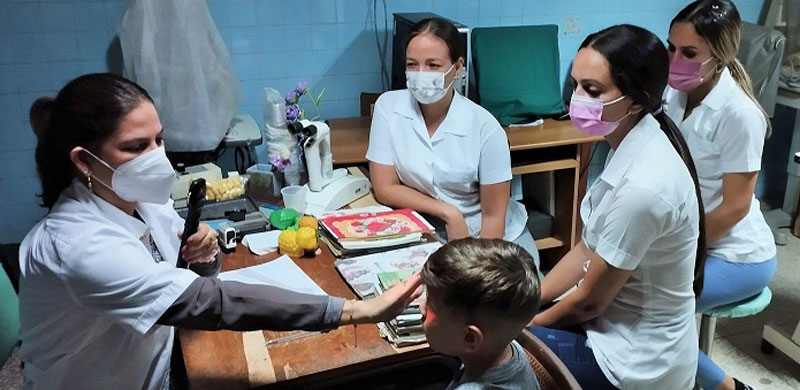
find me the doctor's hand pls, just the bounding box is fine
[178,223,219,263]
[442,205,469,241]
[341,273,424,324]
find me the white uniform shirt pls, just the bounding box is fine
[581,115,699,390]
[18,181,198,390]
[666,68,776,263]
[366,89,527,241]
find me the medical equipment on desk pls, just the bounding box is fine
[177,179,206,268]
[216,211,271,250]
[171,162,222,208]
[292,119,371,216]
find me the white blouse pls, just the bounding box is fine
[581,115,699,390]
[367,89,527,242]
[18,181,197,390]
[665,68,776,263]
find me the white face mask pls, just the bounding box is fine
[406,63,457,104]
[84,146,176,204]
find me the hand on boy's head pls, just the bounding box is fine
[365,273,423,322]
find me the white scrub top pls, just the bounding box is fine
[581,115,699,390]
[666,68,775,263]
[18,180,198,390]
[366,89,527,242]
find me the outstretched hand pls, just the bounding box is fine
[342,272,424,325]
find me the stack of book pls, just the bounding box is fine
[333,242,442,347]
[319,207,434,258]
[375,270,426,346]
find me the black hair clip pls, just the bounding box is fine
[705,4,724,23]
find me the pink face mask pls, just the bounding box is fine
[569,94,630,137]
[668,57,715,91]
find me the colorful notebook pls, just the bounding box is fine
[319,209,433,242]
[334,242,442,299]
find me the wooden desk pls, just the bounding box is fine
[180,245,444,390]
[327,116,603,265]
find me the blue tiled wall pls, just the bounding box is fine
[0,0,767,243]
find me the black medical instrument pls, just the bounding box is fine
[176,178,206,269]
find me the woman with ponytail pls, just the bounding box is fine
[18,74,421,389]
[666,2,776,389]
[528,24,705,390]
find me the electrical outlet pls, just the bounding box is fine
[564,17,581,37]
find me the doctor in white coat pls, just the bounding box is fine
[18,73,423,390]
[367,17,539,267]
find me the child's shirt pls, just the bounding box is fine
[445,340,539,390]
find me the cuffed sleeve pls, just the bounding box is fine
[594,187,673,270]
[366,95,395,166]
[717,107,766,174]
[478,124,513,185]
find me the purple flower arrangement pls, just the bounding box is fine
[270,81,325,174]
[283,80,324,123]
[285,81,309,123]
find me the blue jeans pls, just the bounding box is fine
[530,326,618,390]
[696,255,777,390]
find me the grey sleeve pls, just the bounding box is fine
[186,252,222,277]
[157,277,345,332]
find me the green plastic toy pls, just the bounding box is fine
[269,208,300,230]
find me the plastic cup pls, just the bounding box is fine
[281,185,307,214]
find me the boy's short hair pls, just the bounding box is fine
[421,238,540,323]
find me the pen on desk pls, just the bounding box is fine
[264,331,319,346]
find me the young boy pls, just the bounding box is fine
[421,238,541,390]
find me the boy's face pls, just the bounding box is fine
[421,290,470,356]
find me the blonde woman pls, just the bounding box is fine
[665,1,776,389]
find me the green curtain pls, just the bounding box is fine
[472,25,564,126]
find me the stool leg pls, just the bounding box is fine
[700,314,717,356]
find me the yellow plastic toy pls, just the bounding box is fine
[296,226,318,251]
[278,230,304,257]
[298,215,318,230]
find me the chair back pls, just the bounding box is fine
[516,329,582,390]
[0,267,19,364]
[471,25,563,125]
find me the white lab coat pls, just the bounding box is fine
[366,89,528,243]
[581,115,699,390]
[17,180,198,390]
[665,68,776,263]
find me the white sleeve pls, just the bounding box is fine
[716,107,766,173]
[593,187,673,270]
[366,96,395,166]
[478,124,513,185]
[58,230,198,335]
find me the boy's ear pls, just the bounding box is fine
[462,325,484,354]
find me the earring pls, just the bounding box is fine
[86,174,92,191]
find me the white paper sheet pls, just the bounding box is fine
[242,230,282,255]
[218,255,326,296]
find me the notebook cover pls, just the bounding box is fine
[319,209,432,241]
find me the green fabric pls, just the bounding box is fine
[705,287,772,318]
[0,269,19,362]
[471,25,563,126]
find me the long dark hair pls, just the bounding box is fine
[32,73,153,208]
[672,0,770,132]
[581,25,707,296]
[405,17,465,63]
